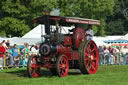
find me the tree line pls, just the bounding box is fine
[0,0,127,37]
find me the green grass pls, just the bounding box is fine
[0,65,128,85]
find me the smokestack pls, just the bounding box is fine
[43,11,50,35]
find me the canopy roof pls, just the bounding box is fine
[34,15,101,26]
[104,34,128,44]
[104,39,128,43]
[119,33,128,40]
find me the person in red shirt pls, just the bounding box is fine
[0,42,6,70]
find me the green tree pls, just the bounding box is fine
[0,0,58,37]
[58,0,115,36]
[105,19,124,35]
[106,0,128,35]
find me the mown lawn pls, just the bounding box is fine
[0,65,128,85]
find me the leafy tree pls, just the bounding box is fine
[106,0,128,35]
[58,0,115,36]
[0,0,58,37]
[105,19,124,35]
[0,0,118,37]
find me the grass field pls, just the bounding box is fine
[0,65,128,85]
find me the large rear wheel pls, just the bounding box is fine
[27,55,40,77]
[56,55,69,77]
[79,40,99,74]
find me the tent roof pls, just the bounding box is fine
[104,39,128,43]
[22,25,43,38]
[93,37,109,46]
[22,24,73,38]
[9,37,41,46]
[119,33,128,40]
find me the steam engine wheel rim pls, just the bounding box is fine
[27,55,40,77]
[73,27,85,49]
[56,55,69,77]
[79,40,99,74]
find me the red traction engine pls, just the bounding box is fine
[27,12,101,77]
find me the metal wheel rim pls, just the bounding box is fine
[28,56,40,77]
[57,55,69,77]
[84,41,99,74]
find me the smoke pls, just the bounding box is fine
[50,9,60,16]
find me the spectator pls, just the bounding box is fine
[85,24,93,40]
[117,47,122,65]
[113,47,120,64]
[2,40,7,48]
[6,40,10,48]
[121,46,128,65]
[12,44,19,66]
[30,44,37,55]
[103,46,109,65]
[98,46,104,65]
[9,46,14,66]
[0,42,6,70]
[21,43,29,67]
[108,46,114,64]
[36,44,40,54]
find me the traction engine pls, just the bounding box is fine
[27,12,101,77]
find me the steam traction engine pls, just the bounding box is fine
[27,12,101,77]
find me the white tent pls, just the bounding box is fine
[93,37,110,47]
[0,37,3,43]
[119,33,128,40]
[6,37,41,46]
[22,24,73,38]
[22,25,44,38]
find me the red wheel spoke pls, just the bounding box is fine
[91,61,96,71]
[85,52,89,57]
[61,70,65,75]
[59,64,63,69]
[31,64,36,69]
[32,70,35,75]
[91,65,95,71]
[86,61,90,68]
[88,45,91,53]
[63,60,66,64]
[85,57,89,61]
[91,47,95,52]
[60,60,63,65]
[88,65,91,71]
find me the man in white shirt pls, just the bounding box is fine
[85,25,93,40]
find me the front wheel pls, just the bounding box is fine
[27,55,40,77]
[56,55,69,77]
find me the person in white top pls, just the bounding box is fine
[120,46,128,65]
[30,44,37,55]
[2,40,7,48]
[103,46,109,64]
[113,47,120,64]
[85,24,93,40]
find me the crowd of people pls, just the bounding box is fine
[99,45,128,65]
[0,40,40,70]
[85,24,128,65]
[0,39,128,71]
